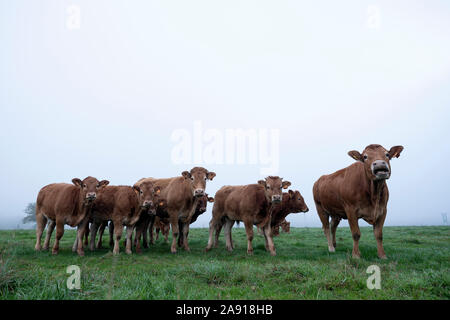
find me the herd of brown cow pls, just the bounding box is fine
[34,144,403,259]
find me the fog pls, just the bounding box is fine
[1,1,450,229]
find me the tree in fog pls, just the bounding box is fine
[22,202,36,224]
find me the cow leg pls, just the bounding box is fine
[76,218,90,256]
[155,226,160,241]
[316,202,334,253]
[96,221,107,249]
[148,215,155,245]
[244,221,254,255]
[84,223,90,246]
[89,220,99,251]
[214,220,224,248]
[51,220,65,255]
[181,221,191,252]
[164,225,169,243]
[43,220,55,250]
[113,221,124,255]
[34,210,47,251]
[206,218,219,251]
[373,212,387,259]
[262,224,276,256]
[224,219,234,252]
[347,212,361,259]
[142,218,150,248]
[108,221,114,248]
[330,216,341,249]
[178,221,184,248]
[169,212,179,254]
[135,224,143,253]
[125,226,134,254]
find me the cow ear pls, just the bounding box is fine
[207,197,214,203]
[387,146,404,159]
[282,181,291,189]
[288,190,294,198]
[348,150,363,162]
[182,171,191,179]
[98,180,109,188]
[207,171,216,181]
[133,185,141,194]
[72,178,82,187]
[154,186,161,195]
[258,180,266,187]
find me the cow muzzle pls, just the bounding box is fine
[142,200,153,209]
[86,193,96,202]
[271,195,282,203]
[194,189,205,197]
[372,160,390,180]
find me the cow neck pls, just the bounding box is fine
[76,191,91,216]
[367,178,387,222]
[257,201,275,228]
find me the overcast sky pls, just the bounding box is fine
[1,0,450,229]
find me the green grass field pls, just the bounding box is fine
[0,226,448,300]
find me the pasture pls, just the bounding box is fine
[0,226,448,300]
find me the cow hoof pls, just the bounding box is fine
[352,254,361,259]
[328,247,336,253]
[77,250,85,257]
[270,251,277,256]
[379,255,387,260]
[113,250,119,255]
[247,250,254,255]
[52,250,59,255]
[125,250,132,255]
[184,247,191,252]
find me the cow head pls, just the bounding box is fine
[196,193,214,214]
[182,167,216,198]
[286,190,309,213]
[258,176,291,204]
[348,144,404,181]
[72,176,109,204]
[133,181,161,214]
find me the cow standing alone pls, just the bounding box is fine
[313,144,404,259]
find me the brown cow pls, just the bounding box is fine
[82,180,161,254]
[136,167,216,253]
[35,176,109,256]
[153,216,170,243]
[177,193,214,247]
[206,176,291,256]
[133,197,166,253]
[313,144,404,259]
[280,219,290,233]
[270,190,308,237]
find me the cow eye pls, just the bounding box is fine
[386,153,390,158]
[363,155,368,161]
[83,184,87,188]
[204,177,207,181]
[190,177,194,181]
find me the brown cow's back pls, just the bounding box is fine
[214,184,268,226]
[37,183,81,226]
